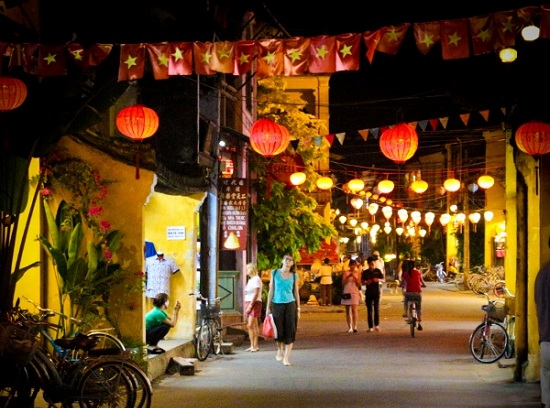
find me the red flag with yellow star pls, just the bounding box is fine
[377,23,410,54]
[118,43,145,82]
[493,10,519,48]
[66,43,90,69]
[441,19,470,60]
[336,33,360,71]
[38,45,67,77]
[211,41,234,73]
[308,35,336,73]
[413,22,441,55]
[283,37,309,76]
[146,43,170,80]
[89,44,113,66]
[469,15,496,55]
[256,39,283,78]
[193,42,216,75]
[233,40,255,75]
[168,42,192,75]
[363,30,381,64]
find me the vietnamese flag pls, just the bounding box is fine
[283,37,309,76]
[256,39,283,78]
[308,35,336,73]
[233,40,255,75]
[89,44,113,66]
[413,21,441,55]
[38,45,67,77]
[493,10,519,48]
[146,43,170,80]
[336,33,360,71]
[211,41,234,73]
[168,42,192,75]
[193,42,216,75]
[363,30,381,64]
[377,23,410,55]
[118,43,145,82]
[469,14,496,56]
[66,43,90,69]
[441,19,470,60]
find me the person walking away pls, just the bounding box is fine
[401,259,425,331]
[372,250,386,299]
[266,254,301,366]
[145,251,180,299]
[318,258,334,306]
[362,256,384,332]
[244,263,262,352]
[535,236,550,408]
[341,259,361,333]
[145,292,180,354]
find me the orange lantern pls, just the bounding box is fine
[316,176,333,190]
[379,123,418,165]
[377,179,394,194]
[348,177,365,193]
[0,76,27,112]
[477,174,494,189]
[116,104,159,179]
[411,179,428,194]
[514,121,550,194]
[250,119,290,158]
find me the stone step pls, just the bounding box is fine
[166,357,197,376]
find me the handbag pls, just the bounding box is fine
[341,293,351,300]
[261,313,277,339]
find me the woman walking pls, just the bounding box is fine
[244,263,262,352]
[341,259,361,333]
[266,254,301,366]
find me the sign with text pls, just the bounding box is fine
[267,153,304,188]
[167,226,186,240]
[220,178,248,251]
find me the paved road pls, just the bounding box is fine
[151,283,541,408]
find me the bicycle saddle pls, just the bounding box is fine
[54,333,100,351]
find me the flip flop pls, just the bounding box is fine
[147,348,166,354]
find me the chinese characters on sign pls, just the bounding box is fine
[220,178,248,251]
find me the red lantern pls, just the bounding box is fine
[515,121,550,194]
[0,77,27,112]
[116,104,159,179]
[379,123,418,165]
[250,119,290,158]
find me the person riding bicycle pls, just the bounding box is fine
[401,259,425,331]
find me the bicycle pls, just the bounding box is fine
[190,292,224,361]
[468,285,515,364]
[405,298,420,337]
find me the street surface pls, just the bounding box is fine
[152,282,541,408]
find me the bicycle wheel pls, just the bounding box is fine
[195,323,212,361]
[118,361,152,408]
[0,359,35,408]
[409,316,416,338]
[77,360,134,407]
[469,322,508,363]
[504,316,516,359]
[211,317,223,356]
[85,333,126,358]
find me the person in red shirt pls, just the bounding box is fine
[401,259,425,331]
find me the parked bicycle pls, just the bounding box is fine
[469,283,515,364]
[190,292,223,361]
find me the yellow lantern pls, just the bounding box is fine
[377,179,394,194]
[316,176,333,190]
[411,179,428,194]
[477,175,494,189]
[290,172,306,186]
[382,206,393,220]
[440,213,451,227]
[348,177,365,193]
[469,212,481,232]
[484,211,494,222]
[350,197,364,210]
[443,177,461,192]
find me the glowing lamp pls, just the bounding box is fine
[522,24,540,41]
[350,197,364,210]
[411,211,421,225]
[397,209,408,224]
[223,232,240,249]
[425,211,435,233]
[499,47,517,63]
[316,176,333,190]
[443,177,461,192]
[469,212,481,232]
[250,118,290,158]
[379,123,418,164]
[367,203,379,223]
[477,175,494,189]
[411,179,428,194]
[290,172,306,186]
[348,177,365,193]
[384,225,392,234]
[484,211,494,222]
[116,104,159,179]
[360,221,369,230]
[396,227,404,236]
[456,213,466,225]
[468,183,479,193]
[440,213,451,227]
[0,76,27,111]
[349,218,358,227]
[419,229,427,238]
[338,215,347,225]
[382,206,393,220]
[377,179,394,194]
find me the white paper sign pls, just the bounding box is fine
[167,226,186,240]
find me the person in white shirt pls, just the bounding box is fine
[317,258,334,306]
[372,250,386,298]
[244,263,262,352]
[145,251,180,299]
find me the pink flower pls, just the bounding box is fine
[93,172,102,185]
[98,185,108,199]
[99,221,111,233]
[41,188,51,197]
[88,206,103,216]
[104,251,112,259]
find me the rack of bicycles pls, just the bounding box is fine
[0,298,152,407]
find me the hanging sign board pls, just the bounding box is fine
[220,178,248,251]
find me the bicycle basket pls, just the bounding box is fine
[487,303,508,322]
[0,324,39,365]
[201,299,220,318]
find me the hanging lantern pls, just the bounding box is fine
[397,208,408,225]
[515,121,550,194]
[360,221,369,230]
[367,203,379,223]
[290,172,306,186]
[382,206,393,220]
[350,197,364,210]
[411,211,421,225]
[384,225,392,234]
[419,229,427,238]
[443,177,461,192]
[349,218,358,227]
[379,123,418,164]
[468,183,479,193]
[411,179,428,194]
[250,119,290,158]
[377,178,394,194]
[396,227,404,236]
[116,104,159,179]
[316,176,333,190]
[484,211,494,222]
[469,212,481,232]
[0,76,27,112]
[477,175,494,190]
[425,211,435,233]
[440,213,451,227]
[338,215,347,225]
[348,177,365,193]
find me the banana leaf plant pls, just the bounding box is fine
[38,199,124,337]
